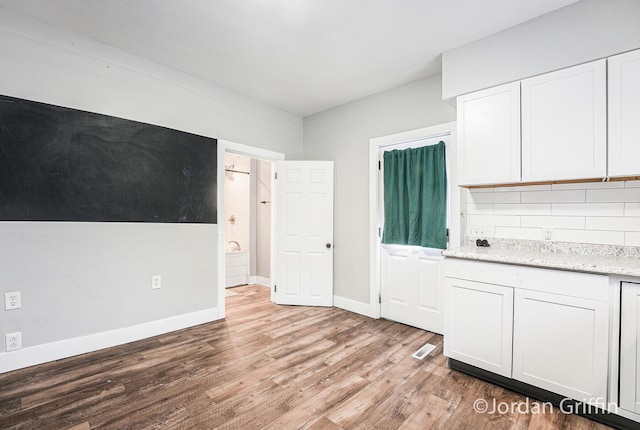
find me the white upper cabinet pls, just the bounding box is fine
[608,49,640,178]
[521,60,607,182]
[457,82,521,186]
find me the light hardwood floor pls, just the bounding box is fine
[0,285,611,429]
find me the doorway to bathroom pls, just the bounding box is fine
[224,152,273,289]
[217,139,335,319]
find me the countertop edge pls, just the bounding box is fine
[442,250,640,278]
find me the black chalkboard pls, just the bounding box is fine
[0,95,217,223]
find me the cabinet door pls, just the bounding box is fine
[620,282,640,414]
[457,82,521,186]
[609,49,640,178]
[521,60,606,182]
[512,289,609,402]
[444,277,513,377]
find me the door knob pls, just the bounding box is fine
[326,243,332,249]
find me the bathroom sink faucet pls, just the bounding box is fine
[228,241,241,251]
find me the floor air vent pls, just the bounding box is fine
[412,343,436,360]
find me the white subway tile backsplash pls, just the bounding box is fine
[625,232,640,246]
[626,203,640,217]
[495,227,542,240]
[552,203,624,217]
[521,216,585,230]
[493,204,551,216]
[493,185,552,192]
[586,188,640,203]
[553,229,625,245]
[521,190,585,204]
[468,214,520,227]
[585,217,640,232]
[465,181,640,247]
[466,187,494,193]
[467,203,493,215]
[469,191,520,204]
[552,181,624,190]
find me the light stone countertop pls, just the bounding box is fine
[442,238,640,278]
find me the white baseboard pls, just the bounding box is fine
[333,295,378,319]
[249,276,271,287]
[0,307,220,374]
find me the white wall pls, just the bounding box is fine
[0,7,302,371]
[303,75,456,304]
[248,158,272,282]
[0,223,217,344]
[442,0,640,98]
[255,160,272,280]
[466,181,640,246]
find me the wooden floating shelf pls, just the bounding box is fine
[462,176,640,189]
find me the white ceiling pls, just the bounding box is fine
[0,0,578,117]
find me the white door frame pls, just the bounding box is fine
[368,122,460,319]
[217,139,284,319]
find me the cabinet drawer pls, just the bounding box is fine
[444,258,608,301]
[225,275,248,287]
[226,265,247,277]
[226,254,247,268]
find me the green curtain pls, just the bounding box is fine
[382,141,447,249]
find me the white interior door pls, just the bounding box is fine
[381,246,444,333]
[379,135,449,334]
[275,160,334,306]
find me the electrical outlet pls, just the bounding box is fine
[4,292,21,310]
[543,228,553,241]
[468,225,488,237]
[151,275,162,290]
[5,332,22,352]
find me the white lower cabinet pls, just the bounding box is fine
[444,258,610,404]
[620,282,640,414]
[225,252,248,287]
[512,289,609,402]
[444,278,513,377]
